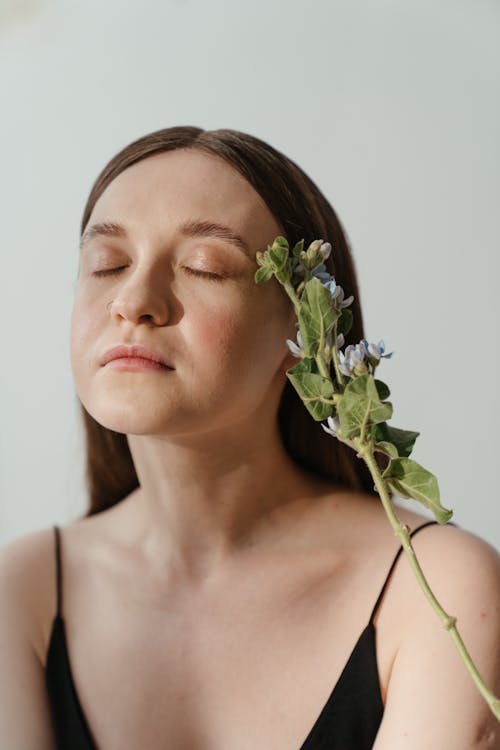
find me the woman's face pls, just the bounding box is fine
[71,148,298,437]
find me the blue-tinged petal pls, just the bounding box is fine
[367,342,381,360]
[312,264,332,282]
[376,339,394,358]
[322,279,337,294]
[353,344,366,365]
[294,263,306,276]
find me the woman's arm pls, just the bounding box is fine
[373,526,500,749]
[0,533,56,749]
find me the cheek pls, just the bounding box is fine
[186,303,246,367]
[69,297,102,378]
[186,295,289,381]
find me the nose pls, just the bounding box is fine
[107,276,172,326]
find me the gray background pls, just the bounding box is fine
[1,0,498,549]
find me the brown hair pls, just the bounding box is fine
[75,125,387,518]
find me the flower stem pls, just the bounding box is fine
[316,355,330,380]
[278,261,500,722]
[330,321,345,389]
[283,281,301,316]
[357,441,500,722]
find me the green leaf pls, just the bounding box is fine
[374,379,391,400]
[286,357,335,421]
[373,441,399,459]
[254,266,274,284]
[382,457,453,524]
[337,374,393,439]
[273,236,289,249]
[372,422,419,458]
[298,278,339,358]
[337,308,353,337]
[268,243,289,269]
[291,239,304,258]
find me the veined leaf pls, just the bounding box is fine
[373,441,399,459]
[382,457,453,524]
[298,278,338,358]
[287,358,335,421]
[372,422,419,458]
[254,266,274,284]
[268,243,289,269]
[337,374,393,439]
[337,308,353,337]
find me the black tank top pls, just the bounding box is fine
[45,519,446,749]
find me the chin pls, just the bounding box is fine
[86,401,203,438]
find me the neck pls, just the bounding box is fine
[121,417,322,589]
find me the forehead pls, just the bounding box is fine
[88,148,281,249]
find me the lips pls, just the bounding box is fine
[101,344,174,369]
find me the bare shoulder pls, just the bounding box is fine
[0,526,57,603]
[373,521,500,748]
[0,526,59,664]
[0,527,64,747]
[398,520,500,613]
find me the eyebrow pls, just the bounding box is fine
[79,219,251,258]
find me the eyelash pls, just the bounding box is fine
[91,266,226,282]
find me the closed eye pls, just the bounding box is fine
[92,267,227,281]
[183,267,227,281]
[92,267,127,278]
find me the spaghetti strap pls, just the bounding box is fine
[52,525,63,618]
[368,519,456,624]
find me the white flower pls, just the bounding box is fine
[325,331,345,350]
[331,284,354,308]
[286,329,304,357]
[321,415,341,437]
[337,338,394,377]
[360,339,394,362]
[338,343,368,377]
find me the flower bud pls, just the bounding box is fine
[320,242,332,260]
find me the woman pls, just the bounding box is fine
[1,126,499,749]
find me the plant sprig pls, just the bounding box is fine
[255,235,500,723]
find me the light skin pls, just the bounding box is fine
[1,146,499,749]
[71,147,329,591]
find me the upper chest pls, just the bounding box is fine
[41,526,407,750]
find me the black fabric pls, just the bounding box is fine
[46,616,96,749]
[45,519,448,749]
